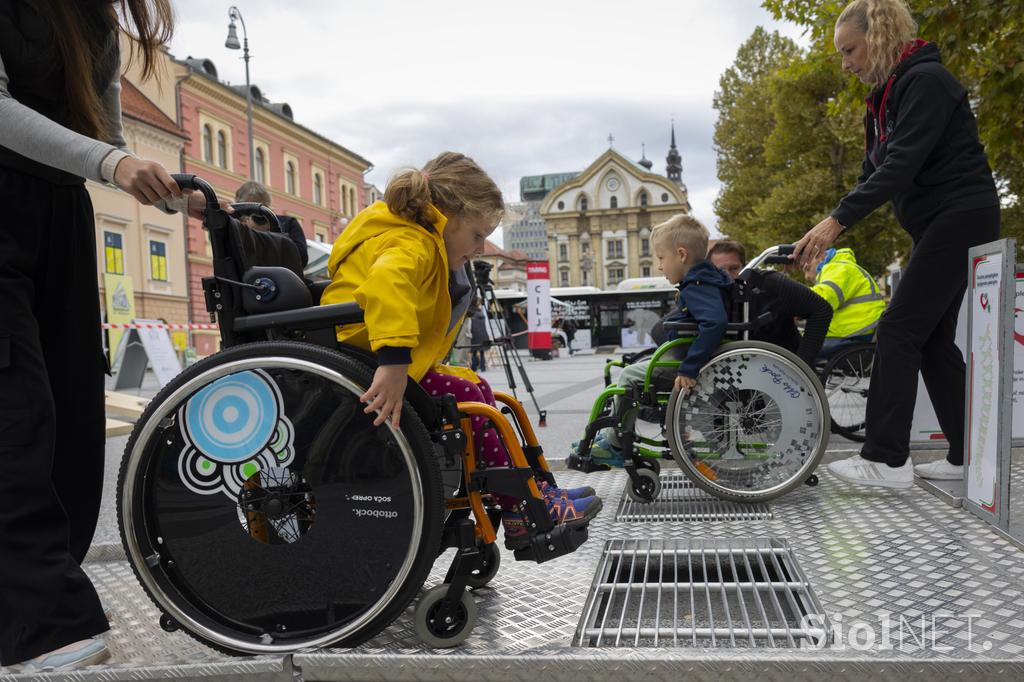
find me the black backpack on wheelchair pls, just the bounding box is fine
[116,175,589,653]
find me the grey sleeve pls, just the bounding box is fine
[101,70,130,151]
[0,47,119,183]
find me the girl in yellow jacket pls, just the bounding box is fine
[321,152,601,544]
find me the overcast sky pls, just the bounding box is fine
[169,0,807,241]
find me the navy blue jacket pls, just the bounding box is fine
[663,260,731,378]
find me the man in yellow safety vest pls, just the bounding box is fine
[804,248,885,358]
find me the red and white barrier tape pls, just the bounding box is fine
[101,323,219,330]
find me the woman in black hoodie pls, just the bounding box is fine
[793,0,1000,489]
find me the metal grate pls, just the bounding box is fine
[574,538,829,648]
[615,472,773,522]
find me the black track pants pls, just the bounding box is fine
[861,206,1000,467]
[0,167,109,664]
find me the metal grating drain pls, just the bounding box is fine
[574,538,829,648]
[615,472,773,522]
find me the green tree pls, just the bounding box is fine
[762,0,1024,240]
[713,27,908,275]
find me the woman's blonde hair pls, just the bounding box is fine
[384,152,504,231]
[836,0,918,87]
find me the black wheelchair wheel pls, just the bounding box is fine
[117,341,444,655]
[666,341,830,503]
[820,342,874,443]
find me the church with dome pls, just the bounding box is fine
[504,123,691,290]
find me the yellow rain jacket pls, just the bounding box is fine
[320,201,479,383]
[811,248,885,339]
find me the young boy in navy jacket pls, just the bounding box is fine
[579,214,731,465]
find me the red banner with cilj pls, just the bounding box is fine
[527,261,551,349]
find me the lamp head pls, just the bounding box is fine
[225,21,241,50]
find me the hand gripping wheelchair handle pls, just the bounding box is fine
[170,173,216,204]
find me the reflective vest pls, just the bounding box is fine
[811,248,885,339]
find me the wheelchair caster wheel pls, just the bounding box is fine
[466,543,501,589]
[159,614,179,633]
[805,474,819,487]
[414,585,477,648]
[626,467,661,503]
[635,457,661,476]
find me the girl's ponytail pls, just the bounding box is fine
[385,152,504,231]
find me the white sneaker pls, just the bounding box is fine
[914,459,963,481]
[827,456,913,489]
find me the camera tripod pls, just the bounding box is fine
[464,260,547,426]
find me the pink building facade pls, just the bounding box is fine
[175,58,372,355]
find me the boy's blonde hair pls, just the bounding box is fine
[651,214,710,261]
[836,0,918,87]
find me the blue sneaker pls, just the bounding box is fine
[502,494,604,549]
[538,479,596,500]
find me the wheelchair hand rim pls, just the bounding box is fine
[120,355,426,654]
[667,343,829,500]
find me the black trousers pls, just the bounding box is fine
[0,167,109,664]
[861,205,1001,467]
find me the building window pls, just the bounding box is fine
[641,238,650,256]
[216,130,227,169]
[661,192,670,203]
[560,270,569,286]
[202,125,213,163]
[559,243,568,261]
[104,232,124,274]
[557,201,565,210]
[254,147,265,184]
[607,240,623,259]
[579,196,588,212]
[341,184,349,215]
[314,172,323,205]
[608,267,624,286]
[286,161,296,195]
[149,240,168,281]
[642,265,651,277]
[610,196,618,209]
[639,191,648,207]
[350,188,357,214]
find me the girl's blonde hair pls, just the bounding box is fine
[836,0,918,87]
[384,152,504,231]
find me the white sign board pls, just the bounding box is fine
[527,262,551,349]
[910,274,1024,443]
[135,318,183,388]
[966,253,1002,511]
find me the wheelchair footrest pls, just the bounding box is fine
[508,520,590,564]
[567,453,610,473]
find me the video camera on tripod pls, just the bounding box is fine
[466,259,547,426]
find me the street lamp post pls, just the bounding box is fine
[225,6,254,179]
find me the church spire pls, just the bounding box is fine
[666,119,682,185]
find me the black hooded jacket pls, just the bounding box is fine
[831,42,998,235]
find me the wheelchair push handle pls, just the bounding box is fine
[170,173,222,212]
[744,244,798,270]
[230,202,281,232]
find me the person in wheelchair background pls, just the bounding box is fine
[578,214,731,467]
[801,246,884,361]
[320,151,602,546]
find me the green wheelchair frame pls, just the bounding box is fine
[567,245,829,504]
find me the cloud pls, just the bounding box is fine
[167,0,808,236]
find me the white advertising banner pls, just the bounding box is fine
[965,253,1002,513]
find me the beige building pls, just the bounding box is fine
[87,67,190,331]
[541,147,690,289]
